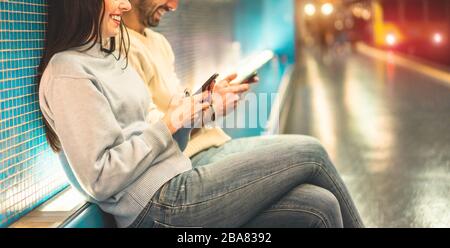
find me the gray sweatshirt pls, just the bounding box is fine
[39,43,192,228]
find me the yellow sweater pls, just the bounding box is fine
[127,28,231,158]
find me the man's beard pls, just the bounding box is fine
[143,8,159,27]
[141,4,170,27]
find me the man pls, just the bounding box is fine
[123,0,253,158]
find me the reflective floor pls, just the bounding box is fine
[283,48,450,227]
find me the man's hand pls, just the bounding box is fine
[210,73,251,118]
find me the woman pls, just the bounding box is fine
[39,0,364,228]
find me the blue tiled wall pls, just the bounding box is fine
[0,0,67,227]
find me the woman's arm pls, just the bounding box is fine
[46,76,175,201]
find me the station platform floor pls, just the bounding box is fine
[282,48,450,227]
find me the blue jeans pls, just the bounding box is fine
[128,135,364,228]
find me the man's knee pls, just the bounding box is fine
[283,135,330,164]
[291,184,343,228]
[311,186,343,228]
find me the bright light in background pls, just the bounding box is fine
[361,9,371,20]
[433,33,443,44]
[386,33,396,46]
[352,4,371,20]
[321,3,334,16]
[304,3,316,17]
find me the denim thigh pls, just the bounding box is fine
[145,135,335,227]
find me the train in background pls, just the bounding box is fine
[371,0,450,65]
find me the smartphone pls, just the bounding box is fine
[232,71,258,85]
[242,71,258,84]
[195,73,219,95]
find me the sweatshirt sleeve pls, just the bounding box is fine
[46,76,174,201]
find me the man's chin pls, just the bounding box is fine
[147,17,160,27]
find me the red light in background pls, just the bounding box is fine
[433,33,443,44]
[386,34,396,47]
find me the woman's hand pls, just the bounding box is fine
[163,92,211,134]
[211,73,252,118]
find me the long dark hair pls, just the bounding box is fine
[38,0,130,152]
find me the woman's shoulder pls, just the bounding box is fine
[40,49,98,98]
[39,52,91,111]
[46,50,93,79]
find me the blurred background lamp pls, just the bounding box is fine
[321,3,334,16]
[362,9,371,20]
[304,3,316,17]
[386,33,396,46]
[334,20,344,31]
[433,33,443,44]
